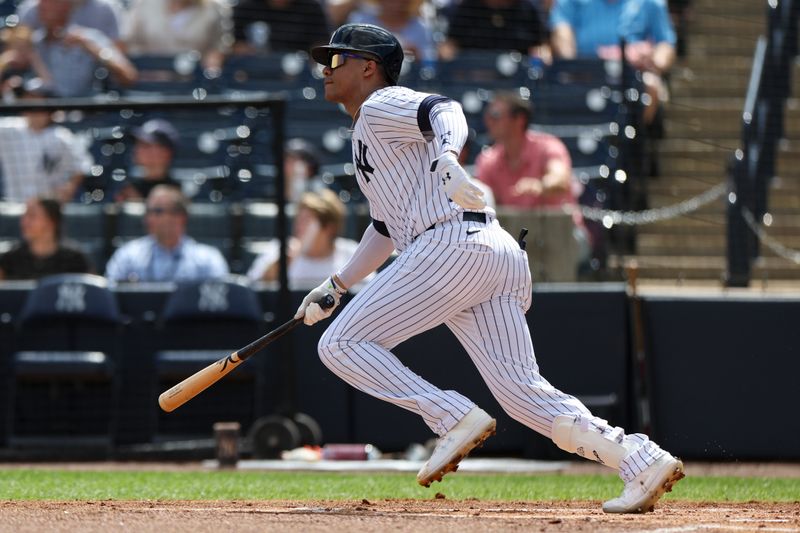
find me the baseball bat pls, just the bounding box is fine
[158,294,336,413]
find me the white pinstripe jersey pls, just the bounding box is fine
[351,85,489,252]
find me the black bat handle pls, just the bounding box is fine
[236,294,337,360]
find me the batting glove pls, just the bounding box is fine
[432,152,486,211]
[294,276,346,326]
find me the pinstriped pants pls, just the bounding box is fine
[318,216,663,481]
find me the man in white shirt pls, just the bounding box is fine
[0,78,92,202]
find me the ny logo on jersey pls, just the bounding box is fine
[355,140,375,183]
[42,151,60,174]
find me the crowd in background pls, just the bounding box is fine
[0,0,687,283]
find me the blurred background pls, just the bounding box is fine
[0,0,797,464]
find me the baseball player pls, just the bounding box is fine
[295,23,684,513]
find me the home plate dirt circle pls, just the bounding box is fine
[1,500,798,532]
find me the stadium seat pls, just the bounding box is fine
[110,201,146,251]
[285,95,352,165]
[432,50,534,88]
[149,278,268,441]
[112,54,207,96]
[185,202,235,261]
[62,202,110,273]
[5,274,125,451]
[0,201,24,249]
[220,51,313,93]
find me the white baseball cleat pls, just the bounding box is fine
[417,406,496,487]
[602,453,686,513]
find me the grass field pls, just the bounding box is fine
[1,469,798,502]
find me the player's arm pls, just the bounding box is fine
[422,97,486,210]
[294,222,394,326]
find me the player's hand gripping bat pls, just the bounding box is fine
[158,294,336,412]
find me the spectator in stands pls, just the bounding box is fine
[0,195,93,280]
[121,0,233,75]
[12,0,137,97]
[247,189,364,288]
[284,137,325,204]
[114,118,182,202]
[231,0,330,54]
[475,91,590,259]
[0,27,41,84]
[347,0,437,63]
[0,77,92,202]
[105,185,229,282]
[550,0,677,125]
[439,0,548,61]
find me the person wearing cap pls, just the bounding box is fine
[246,189,365,288]
[284,137,323,205]
[114,118,182,202]
[104,184,229,282]
[293,23,685,513]
[0,77,92,202]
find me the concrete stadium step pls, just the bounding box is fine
[608,254,726,280]
[691,0,765,15]
[669,73,748,99]
[685,34,763,58]
[610,254,800,281]
[637,235,726,256]
[681,56,755,76]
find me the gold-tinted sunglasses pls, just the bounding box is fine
[328,52,379,69]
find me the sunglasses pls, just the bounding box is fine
[328,52,377,69]
[146,206,182,216]
[485,109,510,120]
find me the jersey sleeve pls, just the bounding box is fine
[425,97,468,156]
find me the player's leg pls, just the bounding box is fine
[317,235,490,437]
[444,224,684,512]
[447,300,684,512]
[317,231,499,486]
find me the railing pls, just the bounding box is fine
[726,0,800,287]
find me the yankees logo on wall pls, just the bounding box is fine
[355,140,375,182]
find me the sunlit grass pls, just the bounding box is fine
[0,470,798,502]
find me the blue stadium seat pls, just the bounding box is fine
[62,202,110,273]
[285,95,352,165]
[6,274,124,450]
[220,51,313,93]
[185,202,235,261]
[0,201,24,243]
[113,54,207,96]
[430,50,534,89]
[151,278,267,440]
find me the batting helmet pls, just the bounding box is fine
[311,24,404,85]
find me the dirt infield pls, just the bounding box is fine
[2,500,799,533]
[2,463,799,532]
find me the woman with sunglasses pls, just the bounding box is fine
[294,23,684,514]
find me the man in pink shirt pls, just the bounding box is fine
[476,91,591,279]
[476,91,576,210]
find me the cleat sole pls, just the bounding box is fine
[418,424,496,488]
[603,458,686,514]
[638,461,686,513]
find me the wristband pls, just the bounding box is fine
[330,274,348,294]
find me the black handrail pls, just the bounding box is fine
[725,0,798,287]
